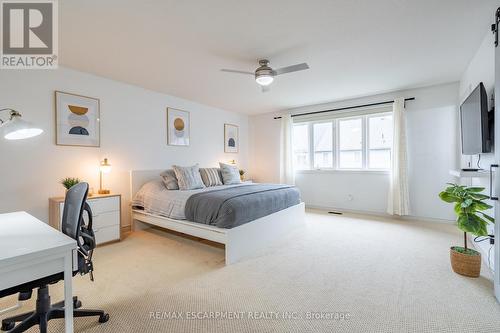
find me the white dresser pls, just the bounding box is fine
[49,193,121,245]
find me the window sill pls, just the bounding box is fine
[295,169,390,175]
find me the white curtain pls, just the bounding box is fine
[387,98,410,216]
[279,114,295,185]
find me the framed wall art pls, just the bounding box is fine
[55,91,100,147]
[167,108,190,146]
[224,123,239,153]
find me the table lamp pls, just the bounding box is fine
[98,158,111,194]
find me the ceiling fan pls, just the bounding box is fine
[221,59,309,92]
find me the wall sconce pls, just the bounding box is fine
[0,108,43,140]
[99,158,111,194]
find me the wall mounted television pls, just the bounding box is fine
[460,82,493,155]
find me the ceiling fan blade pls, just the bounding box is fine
[261,85,271,93]
[273,63,309,76]
[220,69,254,75]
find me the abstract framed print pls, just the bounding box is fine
[167,108,190,146]
[224,123,239,153]
[55,91,100,147]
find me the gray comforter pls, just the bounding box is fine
[185,184,301,229]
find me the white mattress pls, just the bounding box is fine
[131,180,251,220]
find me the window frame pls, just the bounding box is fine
[292,122,311,171]
[292,109,392,173]
[366,112,393,171]
[311,120,335,170]
[336,115,365,170]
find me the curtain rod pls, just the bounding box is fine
[273,97,415,120]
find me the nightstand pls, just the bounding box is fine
[49,193,121,245]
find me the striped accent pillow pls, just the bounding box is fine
[172,164,205,190]
[199,168,223,187]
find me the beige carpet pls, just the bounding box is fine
[1,209,500,332]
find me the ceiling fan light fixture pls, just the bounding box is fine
[221,58,309,91]
[255,74,274,86]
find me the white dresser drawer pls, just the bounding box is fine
[94,225,120,244]
[51,194,121,246]
[93,211,119,230]
[87,196,120,215]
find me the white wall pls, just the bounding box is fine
[459,29,496,269]
[250,82,459,221]
[0,67,248,227]
[459,29,495,170]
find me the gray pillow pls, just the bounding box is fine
[200,168,223,187]
[172,164,205,190]
[219,163,241,185]
[160,169,179,190]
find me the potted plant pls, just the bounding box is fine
[239,169,245,181]
[60,177,80,194]
[439,183,494,277]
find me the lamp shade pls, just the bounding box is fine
[3,114,43,140]
[100,158,112,173]
[255,74,273,86]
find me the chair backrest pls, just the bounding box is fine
[61,182,97,278]
[61,182,88,240]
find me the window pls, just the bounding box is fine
[313,122,333,168]
[292,110,393,171]
[338,118,362,169]
[368,114,393,169]
[292,123,310,170]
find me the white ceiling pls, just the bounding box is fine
[60,0,499,114]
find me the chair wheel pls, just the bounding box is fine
[1,322,15,331]
[73,300,82,309]
[98,313,109,323]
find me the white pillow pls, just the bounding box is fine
[219,163,241,185]
[172,164,205,190]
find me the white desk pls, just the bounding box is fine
[0,211,77,333]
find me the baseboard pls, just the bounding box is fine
[305,204,455,224]
[401,215,455,225]
[121,225,132,233]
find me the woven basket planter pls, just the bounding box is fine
[450,247,481,278]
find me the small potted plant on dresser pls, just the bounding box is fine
[60,177,80,194]
[439,183,494,278]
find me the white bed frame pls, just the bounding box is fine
[130,170,305,264]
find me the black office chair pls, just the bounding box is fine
[0,183,109,333]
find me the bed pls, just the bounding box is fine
[129,169,305,264]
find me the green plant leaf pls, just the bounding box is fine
[461,199,473,208]
[467,187,485,193]
[480,212,495,223]
[457,214,487,235]
[469,193,490,200]
[473,201,493,211]
[439,192,459,203]
[457,215,474,233]
[473,215,489,236]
